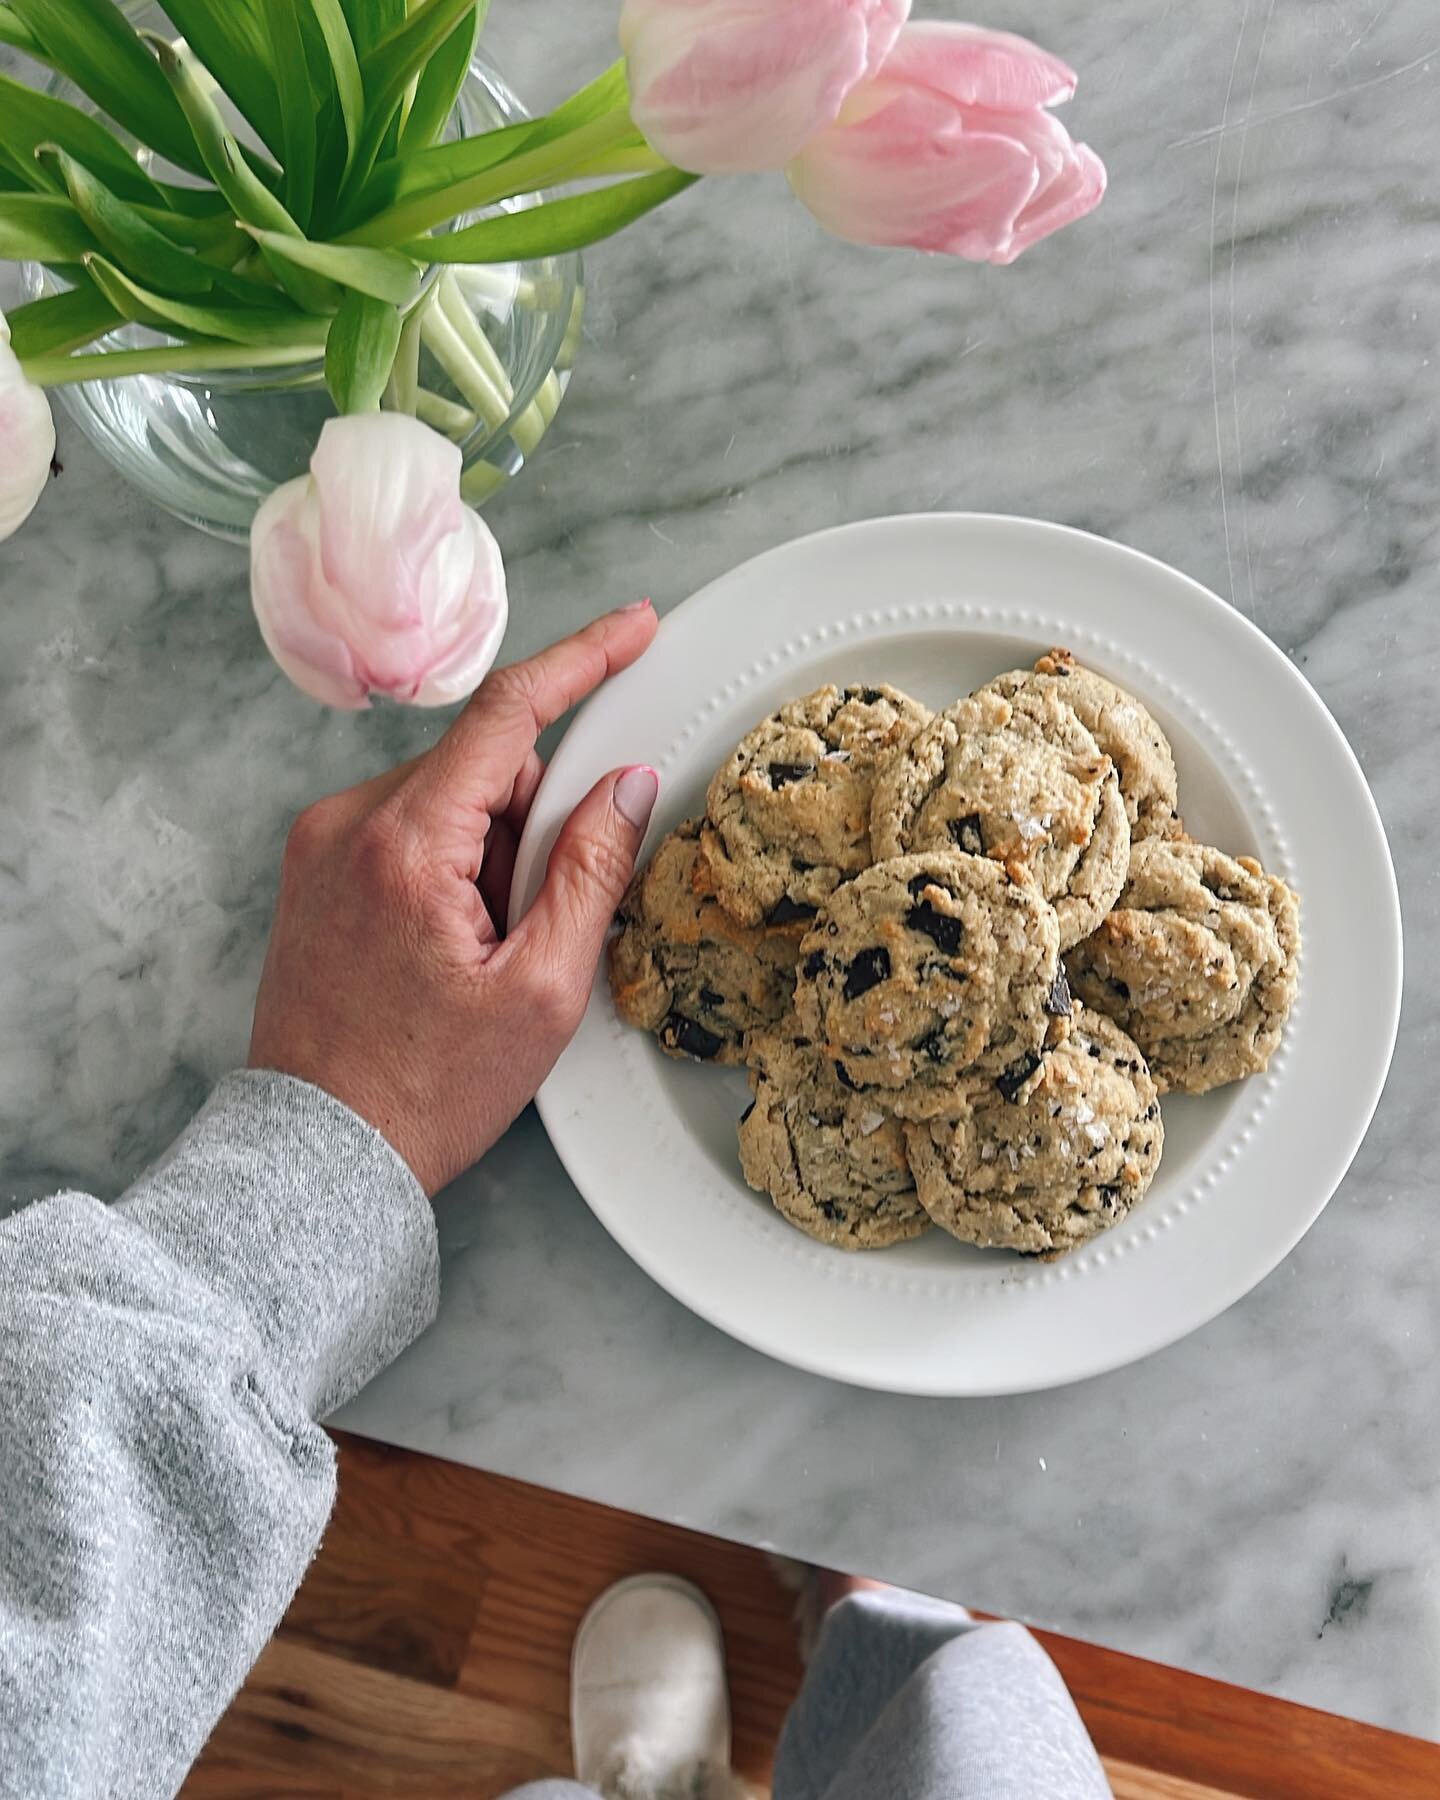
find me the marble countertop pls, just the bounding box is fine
[4,0,1437,1741]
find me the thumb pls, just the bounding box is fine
[511,764,659,1022]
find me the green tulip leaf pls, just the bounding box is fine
[306,0,366,177]
[344,0,478,198]
[37,146,219,295]
[256,0,316,224]
[400,0,483,152]
[340,0,405,60]
[8,0,204,177]
[360,57,631,221]
[240,225,420,305]
[0,70,169,205]
[0,192,94,261]
[324,287,400,412]
[401,169,699,264]
[83,252,326,347]
[151,1,283,159]
[4,280,121,357]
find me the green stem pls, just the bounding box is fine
[512,368,561,456]
[415,386,475,435]
[384,300,424,412]
[420,299,509,429]
[22,339,321,386]
[343,109,638,247]
[436,271,513,404]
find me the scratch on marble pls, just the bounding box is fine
[1225,0,1276,619]
[648,521,677,546]
[1208,0,1249,609]
[1169,43,1440,148]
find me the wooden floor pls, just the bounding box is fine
[185,1434,1440,1799]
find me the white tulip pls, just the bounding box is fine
[250,412,509,709]
[0,309,57,542]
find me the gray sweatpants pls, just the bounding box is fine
[0,1072,1108,1799]
[509,1589,1111,1800]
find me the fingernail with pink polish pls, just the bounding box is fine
[622,597,654,612]
[615,765,659,830]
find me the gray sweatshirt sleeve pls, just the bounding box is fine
[0,1069,439,1800]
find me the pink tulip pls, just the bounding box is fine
[620,0,910,175]
[786,21,1106,264]
[250,413,508,710]
[0,308,57,542]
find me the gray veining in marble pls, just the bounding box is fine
[4,0,1438,1740]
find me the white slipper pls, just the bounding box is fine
[572,1573,743,1800]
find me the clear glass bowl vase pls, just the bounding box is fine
[23,40,582,542]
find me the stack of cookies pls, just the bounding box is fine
[608,655,1301,1260]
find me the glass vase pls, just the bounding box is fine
[23,38,582,543]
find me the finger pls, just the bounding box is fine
[506,765,659,1028]
[503,747,547,833]
[415,602,657,817]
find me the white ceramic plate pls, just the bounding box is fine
[510,516,1401,1396]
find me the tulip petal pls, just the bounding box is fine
[249,412,510,710]
[1001,139,1107,263]
[789,87,1041,259]
[621,0,910,175]
[878,20,1076,112]
[413,513,509,705]
[251,484,372,709]
[309,412,465,623]
[0,327,57,542]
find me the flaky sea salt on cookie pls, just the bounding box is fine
[1067,836,1300,1093]
[701,682,932,927]
[792,849,1066,1121]
[981,648,1182,841]
[905,1007,1163,1258]
[869,685,1129,949]
[739,1027,929,1251]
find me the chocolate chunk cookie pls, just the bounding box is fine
[702,683,932,928]
[793,850,1063,1121]
[905,1008,1164,1258]
[981,648,1182,840]
[738,1029,929,1250]
[869,685,1129,949]
[609,820,801,1064]
[1067,837,1301,1093]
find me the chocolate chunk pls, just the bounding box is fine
[660,1013,724,1061]
[819,1199,845,1222]
[843,945,891,1001]
[791,857,814,872]
[768,896,818,925]
[859,687,886,704]
[916,1029,949,1063]
[833,1060,862,1091]
[803,951,827,979]
[948,813,985,856]
[907,902,963,956]
[1108,977,1131,1002]
[1199,873,1240,902]
[768,761,813,788]
[995,1051,1042,1102]
[739,1100,755,1124]
[698,987,725,1011]
[1045,964,1073,1017]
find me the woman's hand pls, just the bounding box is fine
[248,604,660,1195]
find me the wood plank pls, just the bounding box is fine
[1103,1761,1240,1800]
[184,1435,1440,1800]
